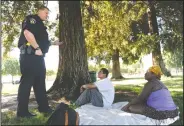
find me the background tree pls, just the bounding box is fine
[46,70,55,81]
[146,1,172,76]
[83,1,148,79]
[2,58,20,83]
[155,1,183,71]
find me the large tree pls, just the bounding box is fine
[147,1,171,76]
[47,1,91,100]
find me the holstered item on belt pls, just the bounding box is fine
[20,44,26,54]
[27,46,35,54]
[20,43,45,57]
[20,44,35,55]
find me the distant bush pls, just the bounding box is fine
[2,58,20,83]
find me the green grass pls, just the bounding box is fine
[1,76,183,125]
[1,109,50,125]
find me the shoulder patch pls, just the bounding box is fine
[30,18,36,24]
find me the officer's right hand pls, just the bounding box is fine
[35,49,43,56]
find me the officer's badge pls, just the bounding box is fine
[30,18,36,24]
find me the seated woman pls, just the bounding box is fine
[121,65,179,120]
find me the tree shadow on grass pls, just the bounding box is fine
[114,90,138,103]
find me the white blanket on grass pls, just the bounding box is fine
[75,102,179,125]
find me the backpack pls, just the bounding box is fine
[46,102,79,125]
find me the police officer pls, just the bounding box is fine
[17,5,63,118]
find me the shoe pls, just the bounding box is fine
[39,107,53,115]
[16,112,36,118]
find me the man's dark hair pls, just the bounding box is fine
[38,5,50,11]
[100,68,109,77]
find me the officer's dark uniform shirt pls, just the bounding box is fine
[18,14,50,54]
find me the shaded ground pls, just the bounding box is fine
[1,78,145,112]
[1,90,137,112]
[1,92,69,113]
[1,90,137,125]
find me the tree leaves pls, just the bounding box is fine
[2,58,20,76]
[155,1,183,64]
[83,1,148,64]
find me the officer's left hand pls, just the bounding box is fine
[35,49,43,56]
[54,40,64,46]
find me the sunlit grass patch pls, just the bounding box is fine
[1,109,50,125]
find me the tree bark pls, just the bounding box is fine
[147,1,171,77]
[111,49,124,79]
[47,1,91,100]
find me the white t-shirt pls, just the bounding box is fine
[94,78,115,108]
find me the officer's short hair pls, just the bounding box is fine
[38,5,50,11]
[100,68,109,77]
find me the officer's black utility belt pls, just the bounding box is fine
[20,44,45,57]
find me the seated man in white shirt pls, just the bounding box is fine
[75,68,115,108]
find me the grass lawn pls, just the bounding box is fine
[1,75,183,125]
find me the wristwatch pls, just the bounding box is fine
[35,47,40,50]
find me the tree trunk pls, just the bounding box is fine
[47,1,91,100]
[147,1,171,77]
[111,49,124,79]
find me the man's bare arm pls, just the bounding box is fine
[80,83,97,93]
[24,29,43,56]
[24,29,39,49]
[82,83,97,89]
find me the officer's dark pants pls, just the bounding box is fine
[17,54,50,116]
